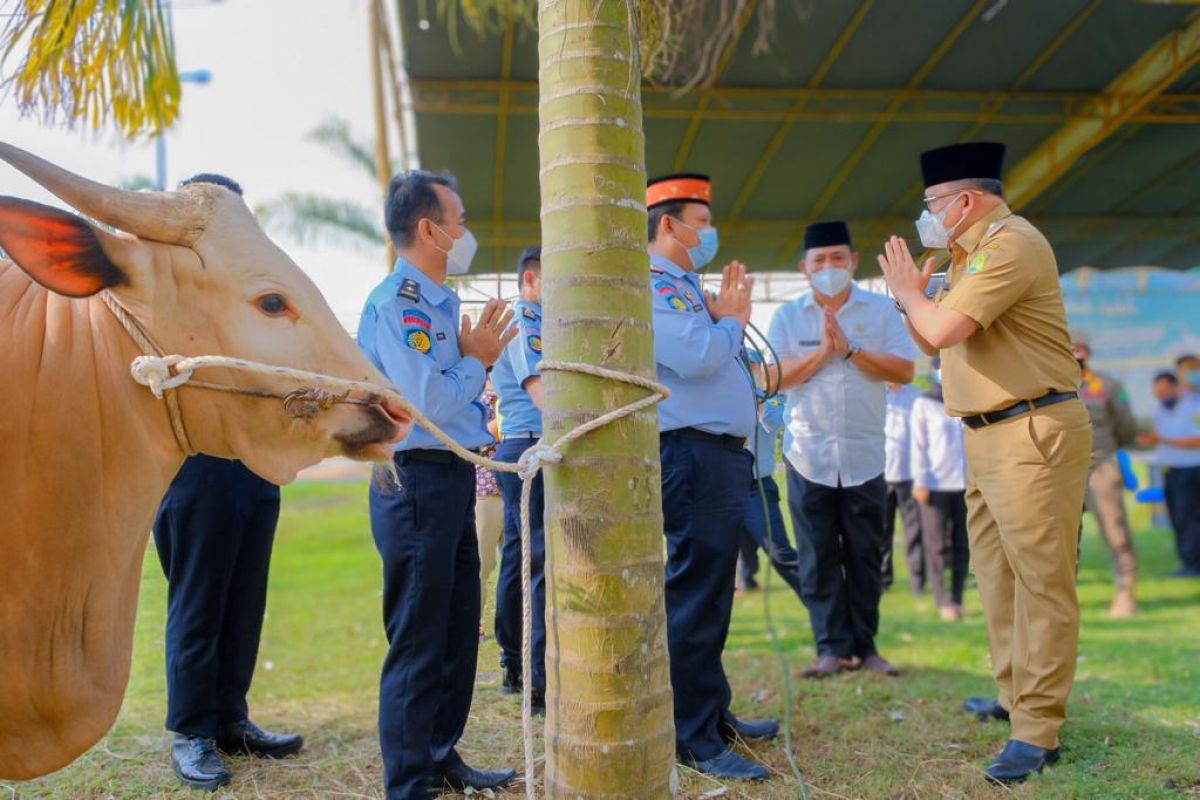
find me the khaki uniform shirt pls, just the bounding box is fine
[1079,369,1136,464]
[937,203,1081,417]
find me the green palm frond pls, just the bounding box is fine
[256,193,387,252]
[307,116,385,182]
[0,0,180,136]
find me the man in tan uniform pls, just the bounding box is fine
[1074,335,1139,617]
[879,142,1092,784]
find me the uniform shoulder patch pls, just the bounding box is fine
[406,328,434,355]
[402,308,434,355]
[522,306,540,321]
[966,252,988,275]
[527,333,543,354]
[398,278,422,303]
[654,279,690,311]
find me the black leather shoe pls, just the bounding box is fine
[689,749,769,781]
[986,739,1053,783]
[171,735,231,792]
[430,756,517,793]
[531,687,546,715]
[216,719,303,758]
[501,663,521,695]
[725,717,779,741]
[963,696,1010,722]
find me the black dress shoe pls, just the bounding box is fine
[724,717,779,741]
[986,739,1053,783]
[963,696,1010,722]
[689,749,769,781]
[501,663,521,695]
[171,735,231,792]
[531,687,546,715]
[216,719,303,758]
[430,755,517,793]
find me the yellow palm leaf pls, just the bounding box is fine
[0,0,180,137]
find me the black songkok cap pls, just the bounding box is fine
[920,142,1006,188]
[803,220,853,251]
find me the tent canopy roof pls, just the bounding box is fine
[400,1,1200,275]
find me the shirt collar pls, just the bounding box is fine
[516,298,542,314]
[952,202,1013,257]
[396,257,450,307]
[650,252,688,279]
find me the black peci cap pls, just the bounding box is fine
[803,220,853,251]
[920,142,1006,188]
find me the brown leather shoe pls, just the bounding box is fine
[863,653,901,677]
[800,655,842,678]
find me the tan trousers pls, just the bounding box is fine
[964,400,1092,749]
[1084,457,1138,593]
[476,493,505,607]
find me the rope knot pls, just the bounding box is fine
[130,355,193,398]
[516,442,561,481]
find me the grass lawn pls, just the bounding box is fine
[6,479,1199,799]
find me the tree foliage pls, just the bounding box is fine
[0,0,180,136]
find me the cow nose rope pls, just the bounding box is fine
[100,289,668,799]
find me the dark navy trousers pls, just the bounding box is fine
[370,451,480,800]
[787,465,887,659]
[493,436,547,692]
[741,475,804,599]
[660,430,753,762]
[1165,465,1200,572]
[152,454,280,738]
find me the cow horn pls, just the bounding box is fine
[0,141,212,246]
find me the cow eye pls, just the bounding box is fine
[256,293,289,317]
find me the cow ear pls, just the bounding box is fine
[0,196,128,298]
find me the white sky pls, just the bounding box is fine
[1,0,389,331]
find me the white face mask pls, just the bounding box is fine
[810,267,851,297]
[915,193,966,250]
[431,222,478,276]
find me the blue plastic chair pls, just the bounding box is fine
[1115,449,1166,504]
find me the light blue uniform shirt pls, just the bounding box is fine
[357,258,491,452]
[1154,393,1200,468]
[751,394,786,481]
[493,298,543,436]
[650,253,756,438]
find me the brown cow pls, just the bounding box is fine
[0,142,410,779]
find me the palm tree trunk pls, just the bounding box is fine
[537,1,675,796]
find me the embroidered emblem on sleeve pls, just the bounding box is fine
[403,309,434,355]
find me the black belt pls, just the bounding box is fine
[962,391,1078,430]
[664,427,747,452]
[396,448,475,464]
